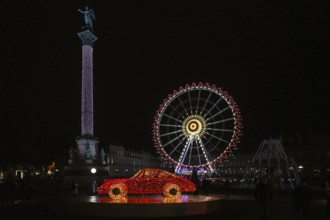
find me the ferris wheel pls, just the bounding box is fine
[153,82,242,173]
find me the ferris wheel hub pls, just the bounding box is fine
[182,115,206,136]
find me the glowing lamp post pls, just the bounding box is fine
[91,167,97,194]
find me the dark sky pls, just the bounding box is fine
[1,1,329,163]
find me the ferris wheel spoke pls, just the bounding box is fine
[205,106,230,122]
[167,104,183,117]
[198,137,213,172]
[195,90,201,114]
[197,137,213,163]
[188,140,193,165]
[159,123,182,128]
[209,144,221,154]
[196,138,202,165]
[187,90,193,114]
[178,137,192,165]
[169,136,187,156]
[159,129,182,137]
[162,113,183,123]
[177,96,189,116]
[202,136,224,154]
[200,91,212,115]
[162,133,185,148]
[206,128,233,132]
[203,97,223,117]
[209,139,222,154]
[205,131,230,144]
[207,117,233,126]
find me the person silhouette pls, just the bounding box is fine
[3,174,16,204]
[190,168,200,195]
[324,180,330,218]
[72,181,79,197]
[78,6,96,29]
[254,176,273,220]
[292,179,311,219]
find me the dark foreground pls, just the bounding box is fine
[1,185,329,220]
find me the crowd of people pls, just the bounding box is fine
[252,175,330,220]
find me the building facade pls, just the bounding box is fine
[283,132,330,184]
[105,144,161,178]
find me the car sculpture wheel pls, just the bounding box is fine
[163,183,181,198]
[108,183,128,199]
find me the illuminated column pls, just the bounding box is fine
[76,30,98,161]
[78,30,97,135]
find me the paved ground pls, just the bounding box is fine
[1,186,329,220]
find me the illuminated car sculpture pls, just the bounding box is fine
[97,168,197,199]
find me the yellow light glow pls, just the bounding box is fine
[182,115,206,136]
[163,183,181,199]
[108,183,128,199]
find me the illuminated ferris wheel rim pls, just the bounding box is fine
[153,82,242,170]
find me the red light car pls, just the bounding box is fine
[97,168,197,199]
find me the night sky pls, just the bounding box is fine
[1,1,329,164]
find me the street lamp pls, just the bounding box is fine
[91,167,97,194]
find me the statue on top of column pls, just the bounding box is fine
[78,6,96,30]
